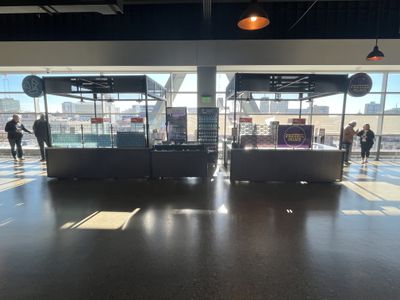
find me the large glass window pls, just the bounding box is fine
[346,94,382,115]
[0,71,399,159]
[344,115,380,134]
[381,136,400,155]
[387,74,400,92]
[311,95,344,114]
[368,73,384,93]
[384,94,400,114]
[0,72,200,149]
[382,116,400,134]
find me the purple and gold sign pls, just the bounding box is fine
[277,125,313,148]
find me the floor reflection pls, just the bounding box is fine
[0,158,400,299]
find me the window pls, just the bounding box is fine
[387,73,400,92]
[368,73,384,93]
[312,94,344,114]
[382,116,400,134]
[346,94,382,115]
[216,73,232,93]
[384,94,400,114]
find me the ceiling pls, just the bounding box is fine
[124,0,370,2]
[0,0,397,41]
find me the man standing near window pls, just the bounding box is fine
[342,120,359,166]
[5,114,32,161]
[33,114,51,162]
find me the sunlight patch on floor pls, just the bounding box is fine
[341,181,382,201]
[18,171,47,177]
[387,168,400,174]
[0,170,19,176]
[61,209,141,230]
[342,206,400,216]
[355,182,400,201]
[0,178,35,193]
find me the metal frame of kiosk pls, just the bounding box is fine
[224,73,349,183]
[43,75,166,179]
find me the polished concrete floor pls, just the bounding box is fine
[0,158,400,299]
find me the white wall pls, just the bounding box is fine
[0,39,399,71]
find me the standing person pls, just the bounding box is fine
[4,114,32,161]
[342,121,358,165]
[33,114,51,162]
[357,123,375,164]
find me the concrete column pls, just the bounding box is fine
[197,66,216,108]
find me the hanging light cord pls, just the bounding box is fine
[288,0,319,31]
[375,0,382,45]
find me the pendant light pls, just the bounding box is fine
[366,1,384,61]
[366,39,384,61]
[238,0,270,31]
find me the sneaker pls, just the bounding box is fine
[40,158,46,162]
[19,157,25,161]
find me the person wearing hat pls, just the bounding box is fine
[342,120,358,165]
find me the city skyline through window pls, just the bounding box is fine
[0,71,399,158]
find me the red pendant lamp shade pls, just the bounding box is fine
[366,44,385,61]
[238,0,270,31]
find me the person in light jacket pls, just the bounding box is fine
[342,120,358,165]
[357,123,375,164]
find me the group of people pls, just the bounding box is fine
[342,121,375,165]
[4,114,50,162]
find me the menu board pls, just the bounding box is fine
[277,125,313,149]
[166,107,187,144]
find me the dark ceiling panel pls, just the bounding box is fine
[0,0,397,41]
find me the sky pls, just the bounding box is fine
[1,72,400,114]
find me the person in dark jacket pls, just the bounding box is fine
[357,123,375,164]
[4,114,32,161]
[33,114,51,162]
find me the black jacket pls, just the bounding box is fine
[5,120,31,139]
[357,130,375,147]
[33,119,50,139]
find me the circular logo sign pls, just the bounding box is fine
[348,73,372,97]
[22,75,44,98]
[283,126,307,147]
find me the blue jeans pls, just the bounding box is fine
[9,137,23,159]
[342,143,352,163]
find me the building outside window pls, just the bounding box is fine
[0,71,399,160]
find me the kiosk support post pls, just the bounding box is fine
[339,92,348,150]
[93,93,97,117]
[299,93,303,119]
[233,88,237,144]
[223,94,228,166]
[42,81,52,147]
[145,92,150,148]
[310,99,314,125]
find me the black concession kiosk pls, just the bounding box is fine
[224,73,348,183]
[43,75,211,179]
